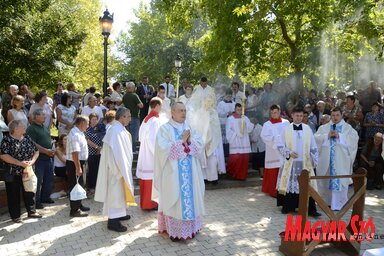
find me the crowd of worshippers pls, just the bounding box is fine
[0,77,383,239]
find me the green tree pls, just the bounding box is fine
[113,2,205,86]
[0,0,104,93]
[155,0,384,89]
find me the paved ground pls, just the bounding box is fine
[0,185,383,256]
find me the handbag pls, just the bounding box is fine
[1,162,14,183]
[70,176,87,200]
[22,166,37,193]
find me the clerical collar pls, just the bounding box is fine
[223,99,232,103]
[169,119,187,132]
[293,123,302,130]
[331,120,343,127]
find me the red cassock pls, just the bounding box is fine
[140,180,158,210]
[226,153,250,180]
[261,168,279,197]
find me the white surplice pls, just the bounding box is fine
[217,100,235,144]
[226,115,253,154]
[136,116,161,180]
[260,119,290,168]
[314,119,359,210]
[152,119,205,220]
[148,97,171,125]
[189,85,226,180]
[94,121,136,219]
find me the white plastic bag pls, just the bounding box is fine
[50,190,67,199]
[22,166,37,193]
[70,177,87,200]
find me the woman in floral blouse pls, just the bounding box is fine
[85,113,106,193]
[0,120,41,223]
[363,102,384,139]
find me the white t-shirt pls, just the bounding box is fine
[81,105,104,121]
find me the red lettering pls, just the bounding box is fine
[311,221,322,241]
[302,221,312,241]
[327,221,337,241]
[357,220,366,241]
[284,215,302,241]
[350,215,359,241]
[321,220,331,241]
[337,220,347,241]
[364,217,375,241]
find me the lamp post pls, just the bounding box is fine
[175,54,182,100]
[99,9,113,97]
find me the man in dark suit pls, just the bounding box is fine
[313,100,331,129]
[136,76,155,123]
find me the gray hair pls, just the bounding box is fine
[88,96,97,104]
[116,107,130,120]
[126,82,135,92]
[171,101,185,111]
[8,120,25,134]
[74,115,89,126]
[317,100,325,106]
[9,84,19,90]
[32,108,45,120]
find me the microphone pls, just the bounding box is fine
[332,123,336,139]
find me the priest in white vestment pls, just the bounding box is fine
[189,77,226,184]
[149,85,171,125]
[315,107,359,210]
[276,107,321,216]
[137,97,162,210]
[152,102,205,241]
[261,104,290,197]
[95,107,136,232]
[226,103,254,180]
[217,89,236,146]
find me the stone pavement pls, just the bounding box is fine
[0,185,383,256]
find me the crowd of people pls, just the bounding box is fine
[0,77,383,241]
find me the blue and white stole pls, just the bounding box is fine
[172,126,195,220]
[329,124,343,191]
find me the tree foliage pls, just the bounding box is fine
[0,0,104,93]
[114,3,206,86]
[153,0,384,89]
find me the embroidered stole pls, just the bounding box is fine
[172,126,195,220]
[279,124,314,195]
[329,124,343,191]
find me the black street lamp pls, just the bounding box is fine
[175,54,182,100]
[99,9,113,97]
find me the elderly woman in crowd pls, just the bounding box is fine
[7,95,29,128]
[363,102,384,139]
[56,93,77,135]
[360,132,384,190]
[0,120,41,223]
[85,113,106,194]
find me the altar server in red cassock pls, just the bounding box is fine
[226,103,254,180]
[137,97,162,210]
[260,104,289,197]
